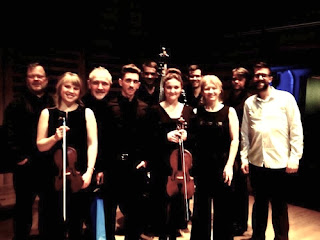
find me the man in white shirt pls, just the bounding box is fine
[240,62,303,240]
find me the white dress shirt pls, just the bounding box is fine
[240,87,303,168]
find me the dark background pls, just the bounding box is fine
[1,3,320,67]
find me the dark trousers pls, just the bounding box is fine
[102,166,146,240]
[13,162,56,240]
[46,182,95,240]
[250,164,289,240]
[232,159,249,233]
[190,178,234,240]
[148,174,167,236]
[147,173,188,240]
[68,191,95,240]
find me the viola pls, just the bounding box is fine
[166,117,195,221]
[54,146,84,193]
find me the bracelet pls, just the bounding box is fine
[87,167,95,171]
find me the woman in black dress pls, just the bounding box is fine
[37,72,98,240]
[147,70,195,240]
[190,75,239,240]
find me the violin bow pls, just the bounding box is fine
[178,118,190,221]
[62,117,67,222]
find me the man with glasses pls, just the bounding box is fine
[183,64,202,109]
[3,62,55,239]
[240,62,304,240]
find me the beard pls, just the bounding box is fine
[249,80,269,93]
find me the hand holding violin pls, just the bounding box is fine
[167,129,187,143]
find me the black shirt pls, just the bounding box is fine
[4,89,54,166]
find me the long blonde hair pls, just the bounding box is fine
[55,72,84,107]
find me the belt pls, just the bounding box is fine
[117,153,129,161]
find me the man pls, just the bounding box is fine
[183,64,202,109]
[241,62,304,240]
[224,67,251,236]
[82,66,113,187]
[3,62,55,240]
[136,60,160,238]
[104,64,149,240]
[136,60,160,106]
[82,66,113,239]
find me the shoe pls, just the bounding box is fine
[180,227,190,233]
[159,235,168,240]
[115,227,126,235]
[140,233,154,240]
[29,235,40,240]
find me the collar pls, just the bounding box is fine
[118,93,138,104]
[256,86,276,102]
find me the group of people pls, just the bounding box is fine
[3,60,303,240]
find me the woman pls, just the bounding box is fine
[190,75,239,240]
[37,72,98,240]
[147,70,195,240]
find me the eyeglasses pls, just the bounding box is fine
[254,73,271,79]
[27,75,46,79]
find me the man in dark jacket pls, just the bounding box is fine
[136,60,160,107]
[82,66,113,239]
[104,64,150,240]
[3,62,55,240]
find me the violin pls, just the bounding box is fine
[166,117,195,221]
[54,146,84,193]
